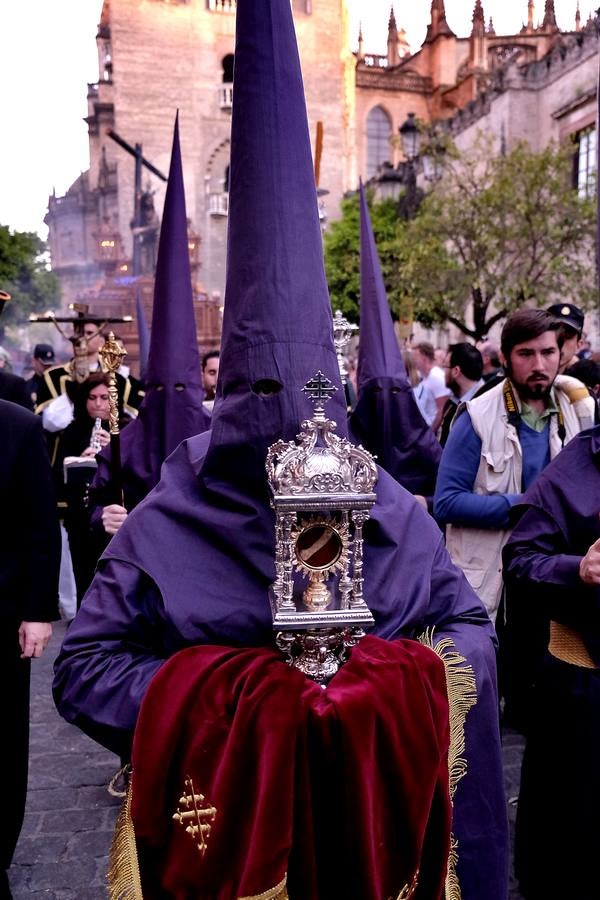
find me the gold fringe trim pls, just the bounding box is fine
[107,770,143,900]
[444,836,460,900]
[395,870,419,898]
[108,764,130,798]
[417,628,477,900]
[239,875,289,899]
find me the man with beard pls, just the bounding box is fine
[434,308,587,623]
[438,342,484,447]
[201,350,219,407]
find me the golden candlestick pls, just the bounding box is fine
[99,332,127,435]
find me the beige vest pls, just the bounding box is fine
[445,376,592,621]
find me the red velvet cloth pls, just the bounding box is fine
[130,636,451,899]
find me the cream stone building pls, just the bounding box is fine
[45,0,598,364]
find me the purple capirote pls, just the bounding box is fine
[94,112,210,505]
[350,182,441,497]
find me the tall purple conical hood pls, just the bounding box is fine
[350,183,441,497]
[356,182,407,386]
[201,0,346,492]
[97,114,209,504]
[145,113,202,391]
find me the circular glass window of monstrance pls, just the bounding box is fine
[295,523,343,571]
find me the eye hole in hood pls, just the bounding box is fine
[251,378,283,397]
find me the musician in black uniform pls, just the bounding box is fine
[34,319,143,426]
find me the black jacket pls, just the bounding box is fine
[0,400,60,621]
[0,371,32,410]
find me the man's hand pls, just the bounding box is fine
[102,504,128,536]
[579,537,600,585]
[19,622,52,659]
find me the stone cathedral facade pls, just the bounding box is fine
[45,0,597,367]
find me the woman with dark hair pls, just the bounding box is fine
[54,374,113,605]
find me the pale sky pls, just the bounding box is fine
[0,0,589,239]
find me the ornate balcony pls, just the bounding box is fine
[206,0,236,11]
[208,193,229,217]
[218,84,233,110]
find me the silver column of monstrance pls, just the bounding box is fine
[266,371,378,685]
[332,309,358,386]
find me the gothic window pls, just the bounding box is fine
[206,0,236,11]
[222,54,234,84]
[573,126,596,199]
[366,106,392,178]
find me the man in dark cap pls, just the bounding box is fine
[547,301,585,373]
[547,301,599,427]
[502,426,600,899]
[53,0,508,896]
[25,343,55,407]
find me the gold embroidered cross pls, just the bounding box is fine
[172,776,217,856]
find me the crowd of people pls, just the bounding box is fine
[2,0,600,897]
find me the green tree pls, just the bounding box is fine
[324,139,596,341]
[323,192,400,321]
[0,226,60,338]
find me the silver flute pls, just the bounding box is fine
[90,416,103,453]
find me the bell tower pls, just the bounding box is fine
[50,0,354,311]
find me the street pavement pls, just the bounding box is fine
[9,620,526,898]
[8,621,120,898]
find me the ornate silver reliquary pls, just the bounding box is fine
[266,371,378,683]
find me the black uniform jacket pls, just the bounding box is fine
[0,400,60,622]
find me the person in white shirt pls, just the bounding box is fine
[412,341,451,432]
[405,349,437,426]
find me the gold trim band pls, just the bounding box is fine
[548,620,597,669]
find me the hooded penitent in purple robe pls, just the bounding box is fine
[349,184,441,498]
[92,114,210,510]
[502,427,600,899]
[53,0,507,896]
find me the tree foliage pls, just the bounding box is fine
[324,139,596,341]
[0,226,60,334]
[323,193,399,321]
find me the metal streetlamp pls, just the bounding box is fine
[368,113,445,219]
[421,149,445,182]
[370,161,404,205]
[398,112,421,220]
[398,112,421,162]
[421,127,447,182]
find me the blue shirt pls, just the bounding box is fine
[434,410,551,530]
